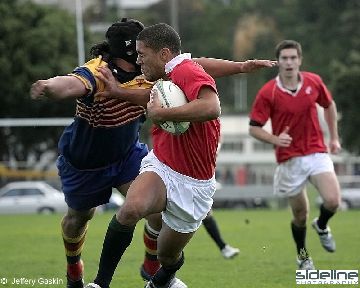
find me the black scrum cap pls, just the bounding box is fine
[106,18,144,64]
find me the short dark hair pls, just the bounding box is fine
[137,23,181,54]
[275,40,302,59]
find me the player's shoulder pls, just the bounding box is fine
[259,78,276,94]
[175,59,214,83]
[70,57,106,78]
[122,75,154,89]
[83,57,107,74]
[177,59,205,74]
[301,71,323,83]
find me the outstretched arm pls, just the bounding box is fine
[30,76,87,100]
[193,58,277,78]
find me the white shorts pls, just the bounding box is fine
[140,150,216,233]
[274,153,334,197]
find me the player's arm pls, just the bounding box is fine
[147,86,220,123]
[95,66,150,107]
[324,100,341,154]
[30,76,88,100]
[193,58,277,78]
[249,122,292,147]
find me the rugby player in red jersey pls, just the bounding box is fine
[249,40,341,270]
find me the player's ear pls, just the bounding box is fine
[160,48,172,62]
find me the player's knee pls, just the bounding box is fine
[323,196,340,211]
[293,210,308,226]
[117,203,143,225]
[62,209,94,229]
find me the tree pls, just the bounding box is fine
[332,53,360,155]
[0,1,80,164]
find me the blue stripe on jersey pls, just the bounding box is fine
[72,66,97,102]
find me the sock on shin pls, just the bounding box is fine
[152,252,184,286]
[317,204,335,230]
[202,215,226,250]
[94,215,135,288]
[61,222,88,280]
[143,221,161,276]
[291,221,307,255]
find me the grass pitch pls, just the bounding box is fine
[0,209,359,287]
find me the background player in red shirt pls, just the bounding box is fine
[249,40,341,270]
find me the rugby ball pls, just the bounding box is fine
[151,80,190,135]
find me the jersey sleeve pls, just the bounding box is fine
[249,85,272,126]
[68,57,106,98]
[314,74,333,108]
[172,61,217,101]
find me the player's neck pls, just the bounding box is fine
[279,73,300,90]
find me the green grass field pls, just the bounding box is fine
[0,209,359,288]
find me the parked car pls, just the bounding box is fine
[212,184,271,209]
[316,176,360,210]
[0,181,68,214]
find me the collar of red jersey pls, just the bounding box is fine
[275,73,304,95]
[165,53,192,74]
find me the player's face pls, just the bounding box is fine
[278,48,302,78]
[136,40,166,82]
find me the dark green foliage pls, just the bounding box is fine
[0,1,80,162]
[332,55,360,154]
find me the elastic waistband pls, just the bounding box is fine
[148,150,215,187]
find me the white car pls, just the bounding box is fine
[0,181,68,214]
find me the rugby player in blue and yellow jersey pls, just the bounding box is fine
[30,19,160,288]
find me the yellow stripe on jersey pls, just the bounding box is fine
[68,57,153,128]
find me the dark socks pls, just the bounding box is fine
[152,252,185,286]
[94,215,135,288]
[291,221,307,255]
[66,255,81,265]
[317,204,335,230]
[202,215,226,250]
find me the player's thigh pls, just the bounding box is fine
[310,172,341,207]
[157,221,194,264]
[119,171,167,221]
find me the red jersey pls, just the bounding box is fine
[153,57,220,180]
[250,72,333,163]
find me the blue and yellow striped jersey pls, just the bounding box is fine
[58,57,153,169]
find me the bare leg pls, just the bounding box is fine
[150,222,194,286]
